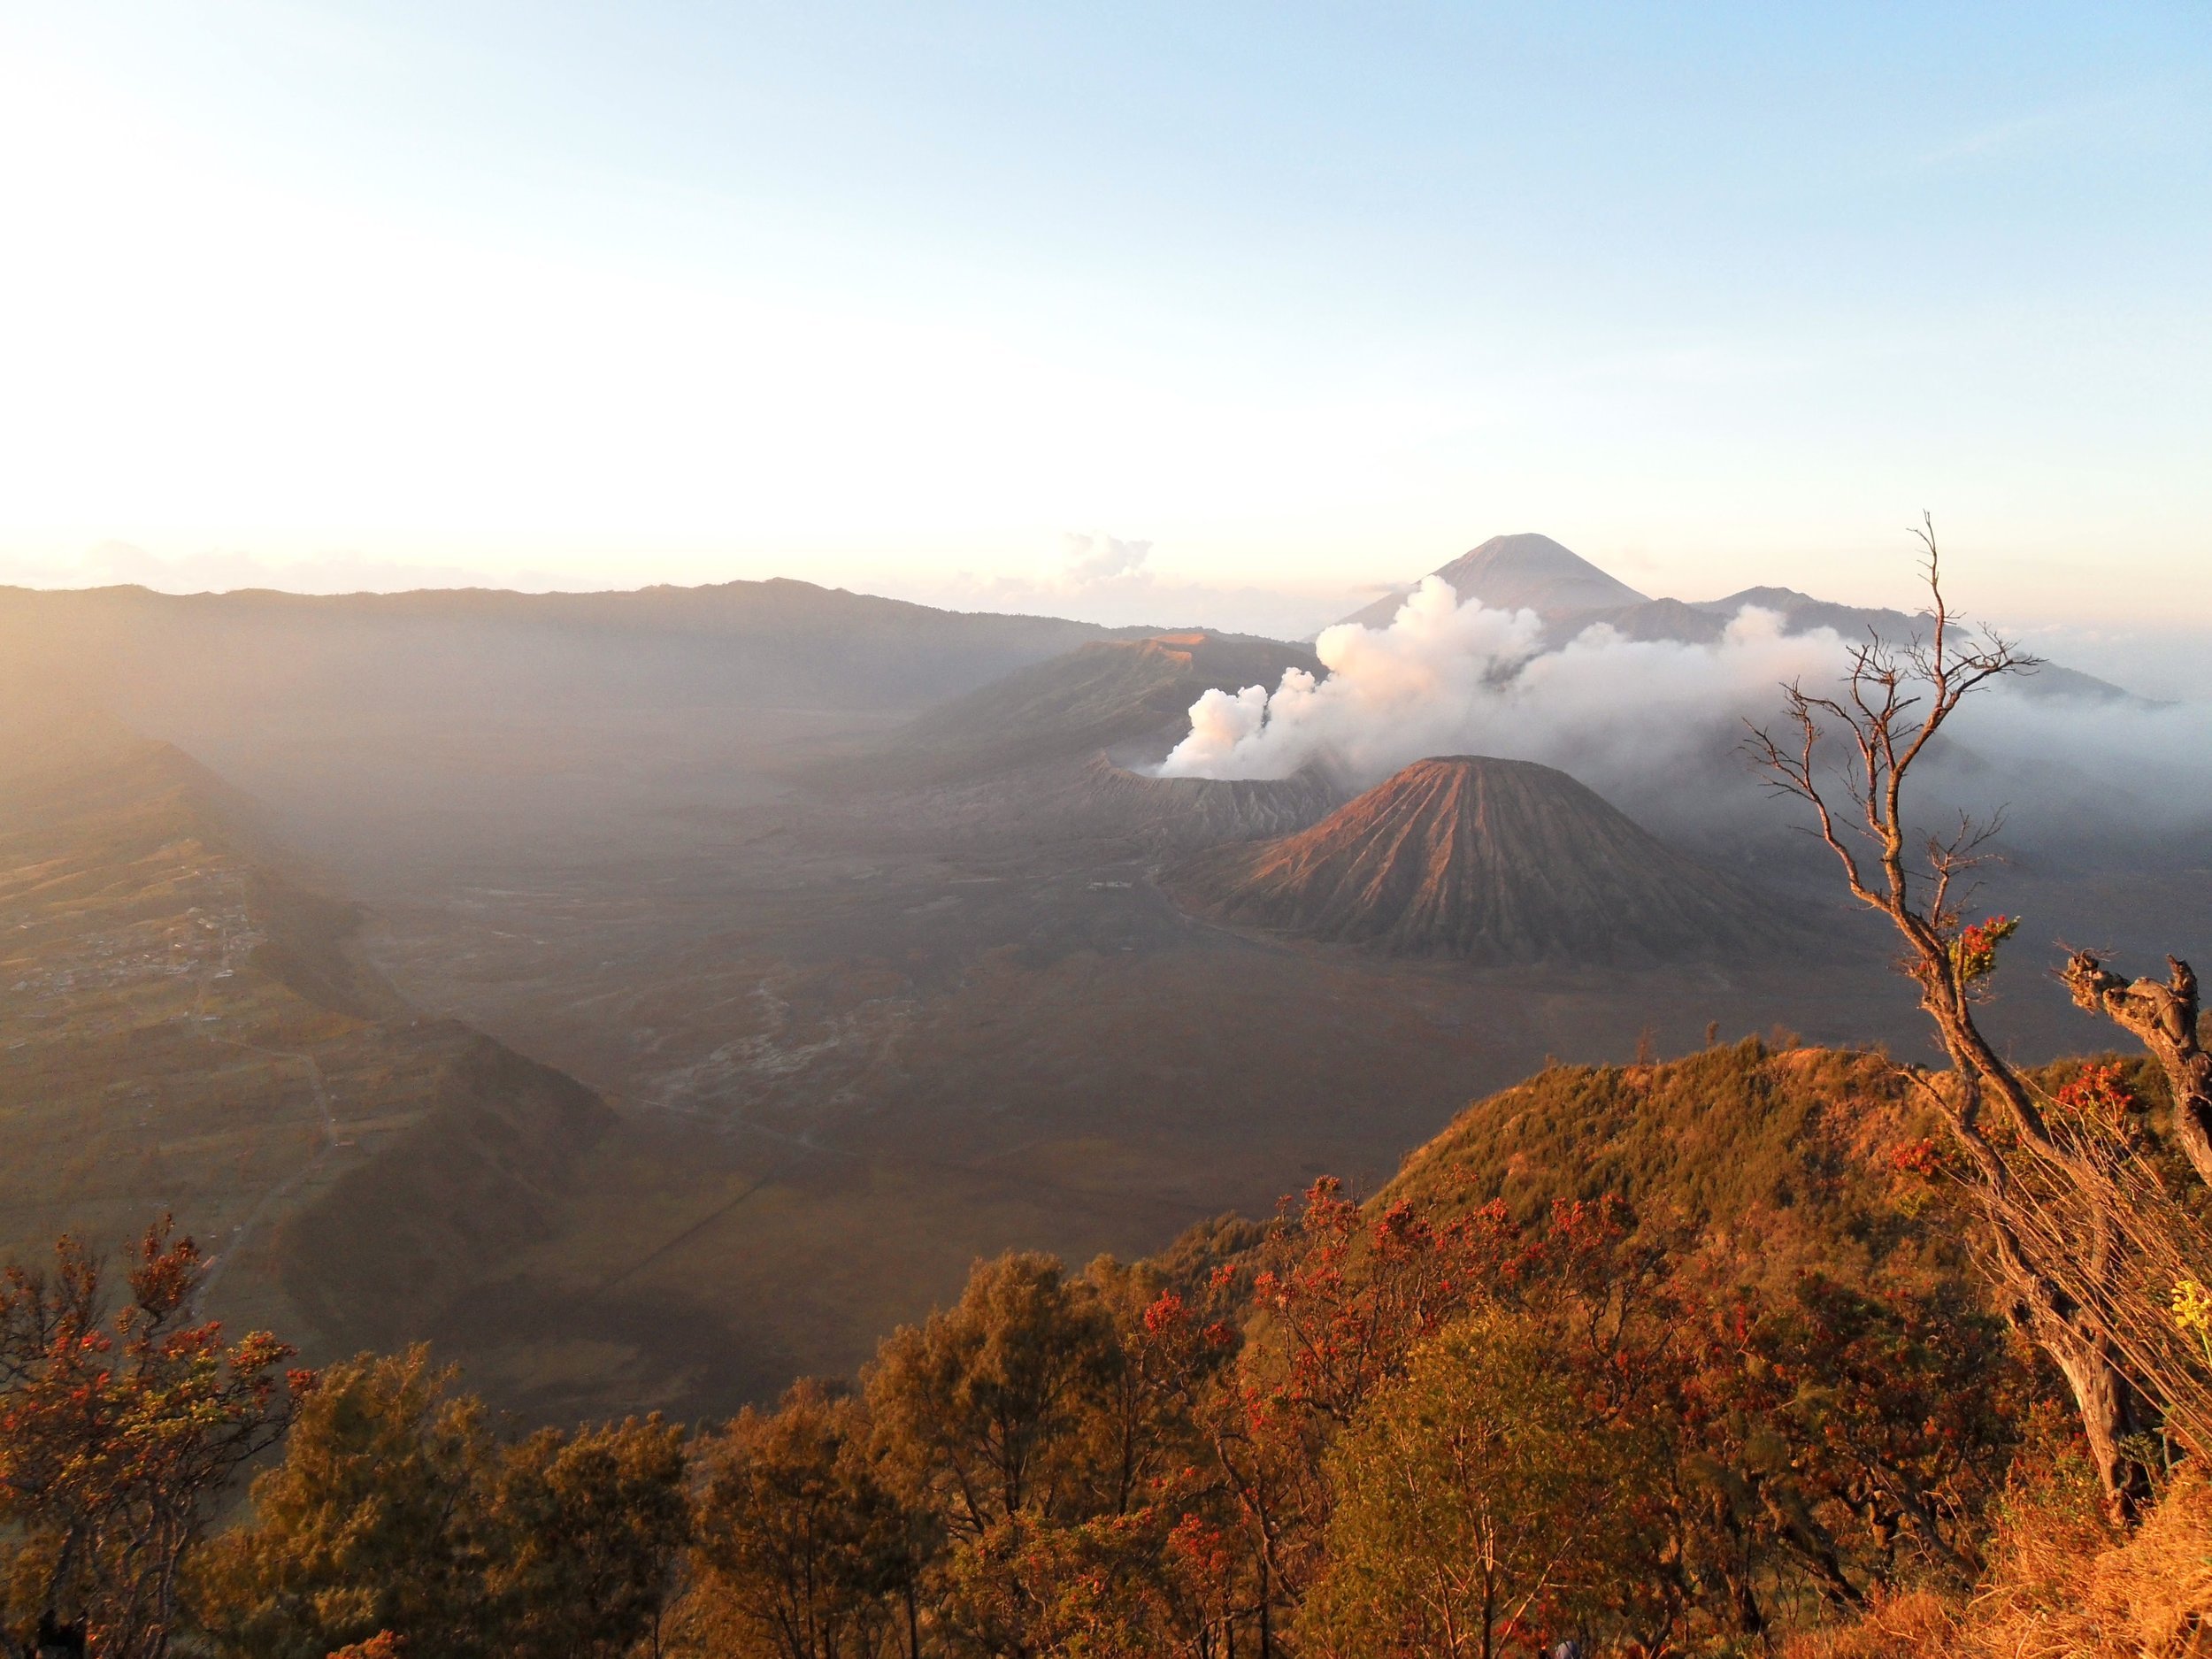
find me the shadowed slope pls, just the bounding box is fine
[863,631,1321,786]
[0,714,616,1401]
[851,753,1346,856]
[1170,755,1793,964]
[1064,754,1345,846]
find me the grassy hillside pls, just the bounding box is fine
[1379,1037,1956,1286]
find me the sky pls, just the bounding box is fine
[1,2,2207,657]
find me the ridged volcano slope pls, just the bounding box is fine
[1170,756,1791,964]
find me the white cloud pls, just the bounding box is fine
[1062,533,1153,585]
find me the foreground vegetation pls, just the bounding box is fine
[4,1033,2192,1658]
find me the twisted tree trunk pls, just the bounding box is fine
[2064,954,2212,1186]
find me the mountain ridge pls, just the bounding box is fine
[0,714,625,1409]
[1336,534,2135,703]
[0,578,1217,733]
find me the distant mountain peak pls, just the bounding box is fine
[1434,534,1650,614]
[1340,534,1647,629]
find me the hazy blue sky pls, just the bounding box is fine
[2,2,2206,640]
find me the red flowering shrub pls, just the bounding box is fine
[1891,1137,1944,1179]
[2053,1063,2139,1132]
[0,1219,303,1659]
[1950,915,2021,985]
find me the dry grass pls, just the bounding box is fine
[1784,1590,1962,1658]
[1791,1466,2212,1658]
[1977,1469,2212,1657]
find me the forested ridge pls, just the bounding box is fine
[6,1030,2204,1659]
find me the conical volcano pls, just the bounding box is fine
[1339,534,1649,629]
[1169,756,1790,964]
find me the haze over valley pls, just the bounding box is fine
[8,533,2205,1422]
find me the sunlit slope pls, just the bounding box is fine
[1380,1039,1947,1286]
[0,714,609,1363]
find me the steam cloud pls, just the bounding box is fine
[1158,576,1847,791]
[1156,575,2212,841]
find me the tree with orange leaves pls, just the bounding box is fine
[0,1219,305,1659]
[1175,1179,1526,1652]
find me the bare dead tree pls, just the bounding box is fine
[2062,953,2212,1186]
[1743,516,2193,1525]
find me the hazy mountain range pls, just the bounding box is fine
[1,537,2195,1417]
[1344,532,2134,703]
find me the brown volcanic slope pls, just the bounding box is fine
[823,632,1341,853]
[864,631,1322,786]
[1171,756,1792,964]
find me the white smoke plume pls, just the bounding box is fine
[1160,576,1842,787]
[1155,574,2212,841]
